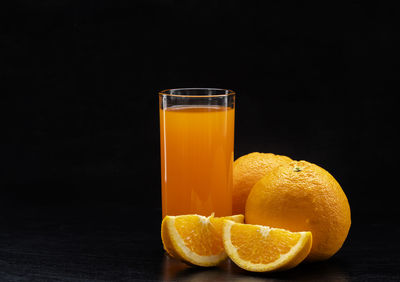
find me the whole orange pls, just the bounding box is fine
[233,153,292,214]
[245,160,351,261]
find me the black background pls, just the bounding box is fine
[1,1,399,280]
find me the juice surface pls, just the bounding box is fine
[160,106,234,218]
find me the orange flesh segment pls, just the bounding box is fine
[230,224,302,264]
[174,215,224,256]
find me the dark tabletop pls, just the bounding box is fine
[0,205,399,281]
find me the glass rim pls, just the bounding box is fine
[159,88,235,98]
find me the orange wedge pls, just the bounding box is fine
[223,220,312,272]
[161,214,244,266]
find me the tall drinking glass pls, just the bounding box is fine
[159,88,235,218]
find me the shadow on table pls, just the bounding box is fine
[161,254,349,281]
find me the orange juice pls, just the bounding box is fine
[160,106,234,218]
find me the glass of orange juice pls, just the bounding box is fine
[159,88,235,218]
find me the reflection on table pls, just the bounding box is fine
[161,253,349,281]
